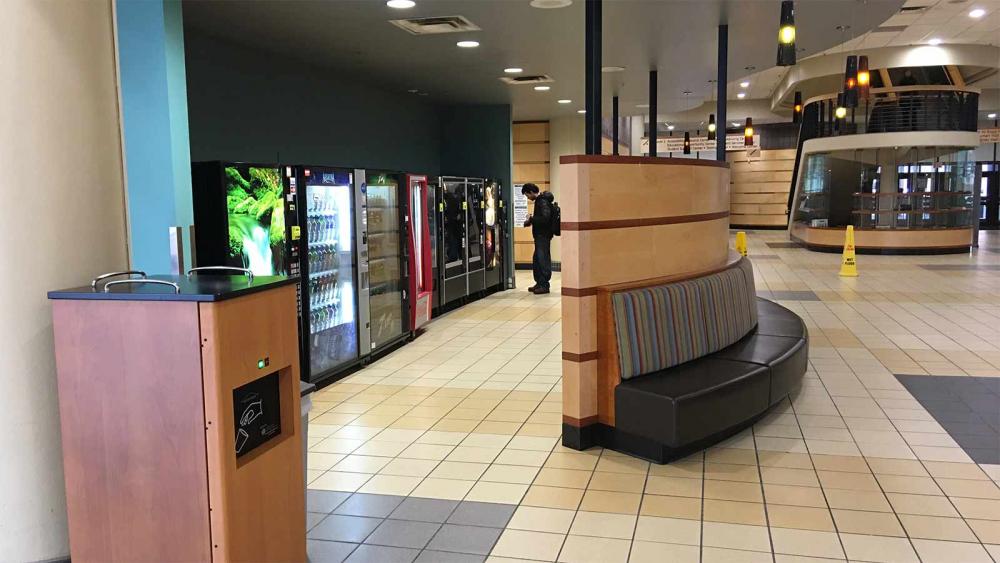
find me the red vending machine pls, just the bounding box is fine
[406,174,434,330]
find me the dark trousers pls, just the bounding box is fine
[532,236,552,289]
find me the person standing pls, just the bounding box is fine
[522,183,556,294]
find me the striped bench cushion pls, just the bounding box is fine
[612,259,758,380]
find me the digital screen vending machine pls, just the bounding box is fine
[406,174,434,330]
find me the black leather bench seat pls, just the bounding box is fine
[611,298,807,463]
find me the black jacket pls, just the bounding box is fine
[527,191,555,239]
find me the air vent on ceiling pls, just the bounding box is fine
[390,16,481,35]
[899,5,929,12]
[875,25,908,33]
[499,75,555,85]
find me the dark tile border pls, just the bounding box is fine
[307,491,511,562]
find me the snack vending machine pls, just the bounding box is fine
[358,170,409,353]
[405,174,434,331]
[483,179,505,292]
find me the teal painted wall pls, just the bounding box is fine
[117,0,193,272]
[439,105,515,284]
[184,32,441,175]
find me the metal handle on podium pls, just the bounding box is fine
[91,271,147,289]
[103,279,181,293]
[186,266,254,282]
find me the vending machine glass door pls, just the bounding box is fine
[305,169,359,377]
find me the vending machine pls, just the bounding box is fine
[192,162,297,278]
[483,179,504,292]
[405,174,433,331]
[359,170,410,354]
[292,166,361,383]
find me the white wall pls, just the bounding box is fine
[547,115,586,263]
[0,1,128,560]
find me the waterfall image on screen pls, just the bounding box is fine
[224,166,286,276]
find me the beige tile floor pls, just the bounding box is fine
[307,230,1000,562]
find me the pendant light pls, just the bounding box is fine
[792,91,803,124]
[683,132,692,154]
[744,117,754,146]
[776,1,796,66]
[707,114,717,140]
[857,55,870,100]
[834,93,847,120]
[843,55,859,108]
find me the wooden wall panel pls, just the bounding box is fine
[514,163,550,183]
[513,121,550,265]
[559,156,731,435]
[513,121,548,142]
[514,143,549,162]
[728,148,796,228]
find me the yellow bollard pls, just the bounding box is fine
[735,231,748,257]
[839,226,859,277]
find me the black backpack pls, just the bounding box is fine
[550,201,561,236]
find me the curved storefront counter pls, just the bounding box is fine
[790,222,974,254]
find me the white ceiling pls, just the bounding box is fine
[182,0,904,121]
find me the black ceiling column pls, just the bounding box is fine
[716,24,728,162]
[612,95,619,155]
[649,70,658,158]
[585,0,602,155]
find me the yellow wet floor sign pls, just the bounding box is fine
[735,231,748,256]
[839,226,859,277]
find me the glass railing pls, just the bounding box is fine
[802,87,979,139]
[852,191,974,229]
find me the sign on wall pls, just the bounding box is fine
[513,184,529,226]
[981,128,1000,143]
[639,134,760,154]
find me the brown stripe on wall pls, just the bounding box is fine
[562,414,599,427]
[562,351,599,362]
[561,287,598,297]
[563,211,730,232]
[560,155,729,168]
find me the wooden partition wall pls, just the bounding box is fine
[728,148,796,228]
[559,155,731,448]
[513,121,550,265]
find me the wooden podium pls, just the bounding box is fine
[49,271,306,562]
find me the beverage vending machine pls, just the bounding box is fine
[405,174,434,330]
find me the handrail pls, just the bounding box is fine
[803,85,981,107]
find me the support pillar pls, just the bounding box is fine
[612,96,619,155]
[116,0,194,272]
[584,0,602,155]
[716,24,728,162]
[649,70,658,158]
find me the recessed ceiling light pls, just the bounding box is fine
[740,81,750,88]
[989,113,998,118]
[504,67,523,74]
[667,125,675,130]
[928,38,942,45]
[737,92,746,99]
[558,99,572,104]
[732,122,741,127]
[534,85,551,91]
[969,8,986,18]
[602,66,626,72]
[577,109,586,114]
[407,89,419,93]
[636,103,649,108]
[457,40,479,48]
[386,0,416,8]
[531,0,572,8]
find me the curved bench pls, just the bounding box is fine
[590,256,808,463]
